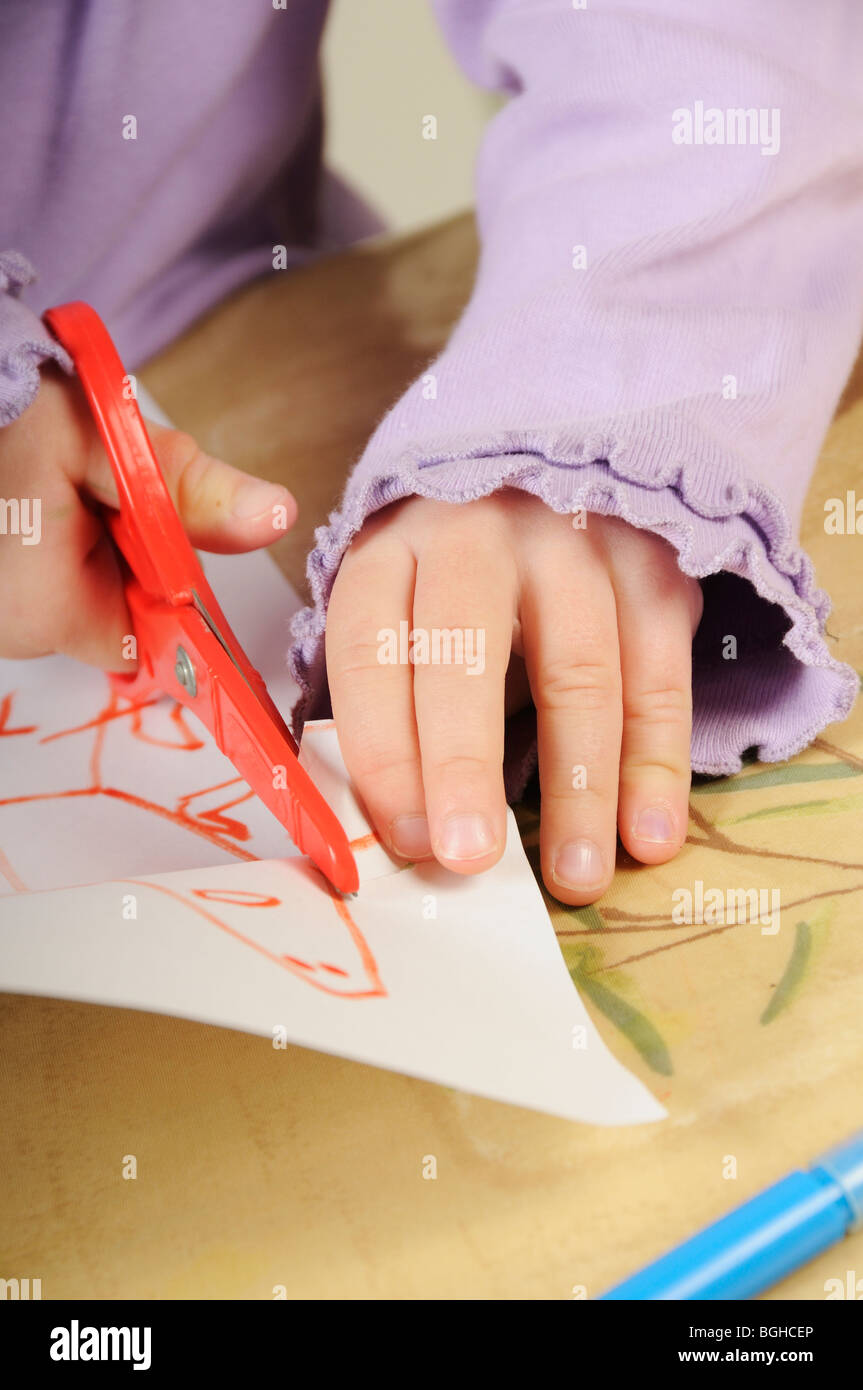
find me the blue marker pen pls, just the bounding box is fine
[601,1129,863,1300]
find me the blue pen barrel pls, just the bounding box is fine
[601,1131,863,1301]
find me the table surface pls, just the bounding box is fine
[2,217,862,1299]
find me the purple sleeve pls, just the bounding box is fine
[290,0,863,795]
[0,251,73,426]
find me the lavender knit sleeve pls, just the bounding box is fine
[290,0,863,796]
[0,252,73,426]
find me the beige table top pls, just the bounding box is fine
[2,217,861,1299]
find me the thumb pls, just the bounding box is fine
[86,420,297,554]
[147,423,297,553]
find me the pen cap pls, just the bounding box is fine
[814,1130,863,1232]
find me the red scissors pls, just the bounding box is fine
[43,301,358,896]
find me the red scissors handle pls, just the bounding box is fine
[43,301,358,895]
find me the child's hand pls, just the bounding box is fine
[326,491,703,905]
[0,367,295,669]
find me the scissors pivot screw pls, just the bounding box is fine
[174,645,197,697]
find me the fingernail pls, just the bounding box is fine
[389,814,432,859]
[633,804,677,844]
[553,838,604,890]
[437,813,496,862]
[232,480,290,520]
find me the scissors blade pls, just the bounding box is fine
[42,300,358,895]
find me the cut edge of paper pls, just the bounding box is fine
[0,722,667,1127]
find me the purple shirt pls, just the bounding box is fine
[2,0,861,793]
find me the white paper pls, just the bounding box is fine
[0,549,303,892]
[0,395,664,1122]
[0,722,663,1124]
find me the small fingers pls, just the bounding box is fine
[0,470,133,669]
[521,529,622,905]
[610,529,701,864]
[326,528,431,861]
[412,526,516,874]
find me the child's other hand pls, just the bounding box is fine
[326,492,703,905]
[0,367,296,669]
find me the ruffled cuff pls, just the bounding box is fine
[0,251,74,426]
[289,431,857,801]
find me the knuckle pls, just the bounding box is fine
[624,683,691,727]
[159,429,201,474]
[167,436,212,516]
[350,747,419,788]
[622,753,691,783]
[540,782,612,815]
[328,633,395,679]
[427,751,491,781]
[536,658,620,712]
